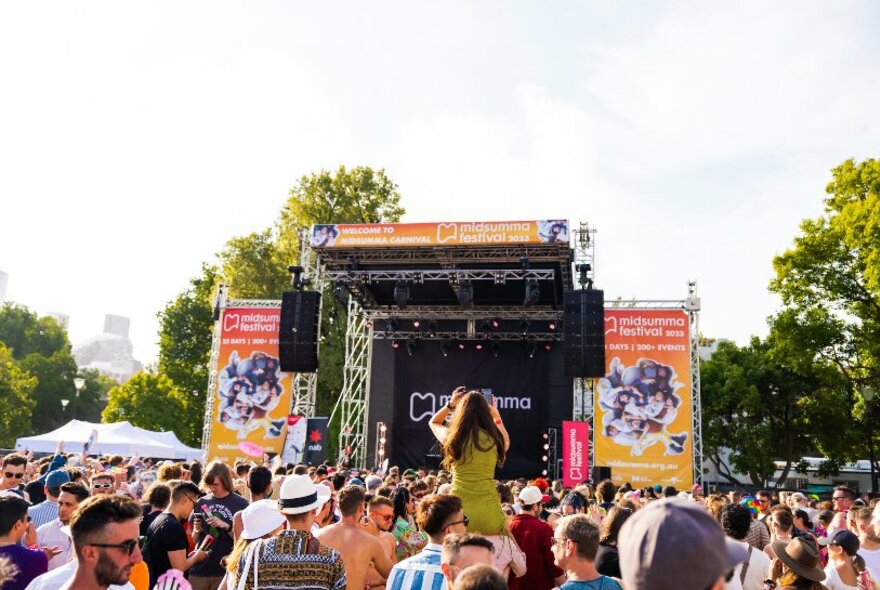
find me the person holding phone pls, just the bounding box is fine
[429,387,525,579]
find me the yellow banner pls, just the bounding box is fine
[309,220,569,248]
[594,309,694,488]
[206,307,293,464]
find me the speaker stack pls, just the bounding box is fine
[563,289,606,378]
[279,291,321,373]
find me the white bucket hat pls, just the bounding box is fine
[240,500,286,540]
[278,474,332,515]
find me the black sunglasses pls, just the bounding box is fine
[445,515,469,528]
[90,539,139,555]
[4,472,25,479]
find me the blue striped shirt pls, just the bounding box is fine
[28,501,59,529]
[387,543,445,590]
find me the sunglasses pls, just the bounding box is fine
[90,539,139,555]
[372,512,394,521]
[93,483,113,489]
[445,515,469,529]
[4,472,25,479]
[832,496,849,501]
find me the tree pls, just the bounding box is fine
[701,337,819,487]
[156,264,220,446]
[0,303,79,434]
[102,372,189,435]
[0,343,37,447]
[74,369,118,423]
[770,156,880,475]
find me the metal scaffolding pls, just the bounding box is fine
[333,297,373,467]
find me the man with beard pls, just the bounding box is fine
[854,506,880,580]
[362,496,398,589]
[63,494,143,590]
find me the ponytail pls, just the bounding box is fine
[853,553,866,574]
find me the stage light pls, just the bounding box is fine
[365,321,373,329]
[426,320,437,338]
[491,342,501,358]
[527,342,537,358]
[406,339,417,356]
[458,341,466,351]
[543,433,549,440]
[524,279,540,306]
[458,281,474,307]
[413,320,421,328]
[380,424,387,433]
[475,342,483,351]
[548,321,556,331]
[391,340,400,349]
[394,281,411,309]
[543,443,550,450]
[542,455,548,462]
[541,469,548,476]
[519,317,530,336]
[544,343,552,352]
[491,319,499,329]
[441,342,451,357]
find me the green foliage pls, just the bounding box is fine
[0,303,80,434]
[157,264,220,446]
[102,372,189,435]
[152,166,405,458]
[73,369,118,423]
[768,157,880,477]
[0,343,37,447]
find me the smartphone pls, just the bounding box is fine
[480,388,494,404]
[199,535,215,552]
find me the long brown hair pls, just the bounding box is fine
[441,391,506,469]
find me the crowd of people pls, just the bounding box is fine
[2,389,880,590]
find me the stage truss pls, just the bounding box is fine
[572,291,704,486]
[201,230,326,453]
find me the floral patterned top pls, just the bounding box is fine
[392,516,428,562]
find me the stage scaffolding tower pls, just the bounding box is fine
[333,297,373,467]
[290,229,325,418]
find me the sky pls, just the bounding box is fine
[1,1,878,365]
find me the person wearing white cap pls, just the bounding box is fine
[219,501,285,590]
[233,475,344,590]
[509,485,565,590]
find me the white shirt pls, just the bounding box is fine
[36,519,73,570]
[726,542,771,590]
[859,545,880,580]
[24,560,133,590]
[822,563,859,590]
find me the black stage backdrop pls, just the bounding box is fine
[388,340,550,478]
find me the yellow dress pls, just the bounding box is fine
[449,430,507,535]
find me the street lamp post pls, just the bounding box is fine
[861,385,877,493]
[73,377,85,420]
[61,399,69,419]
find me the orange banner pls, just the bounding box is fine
[309,220,569,248]
[206,306,293,464]
[594,309,693,488]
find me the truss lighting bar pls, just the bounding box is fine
[325,269,556,283]
[363,307,562,321]
[373,331,564,342]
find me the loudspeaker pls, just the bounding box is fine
[563,289,606,377]
[591,466,612,482]
[279,290,321,373]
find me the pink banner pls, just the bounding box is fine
[562,420,589,487]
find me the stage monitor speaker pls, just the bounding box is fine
[591,466,611,482]
[563,289,606,377]
[279,290,321,373]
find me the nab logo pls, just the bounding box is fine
[224,313,241,331]
[604,315,617,336]
[436,223,458,243]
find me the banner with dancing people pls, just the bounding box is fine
[206,305,293,464]
[594,309,693,488]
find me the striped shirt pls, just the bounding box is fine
[387,543,445,590]
[28,501,59,530]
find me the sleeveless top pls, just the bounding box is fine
[449,430,507,535]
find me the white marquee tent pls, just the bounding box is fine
[15,420,203,460]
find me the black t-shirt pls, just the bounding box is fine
[595,543,621,578]
[143,512,189,587]
[189,492,249,577]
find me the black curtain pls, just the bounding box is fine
[390,340,550,478]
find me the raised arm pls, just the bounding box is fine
[429,386,467,445]
[488,401,510,451]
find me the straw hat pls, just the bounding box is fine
[278,474,332,515]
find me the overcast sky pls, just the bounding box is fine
[1,1,878,365]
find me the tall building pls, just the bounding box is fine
[0,270,8,305]
[73,314,142,383]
